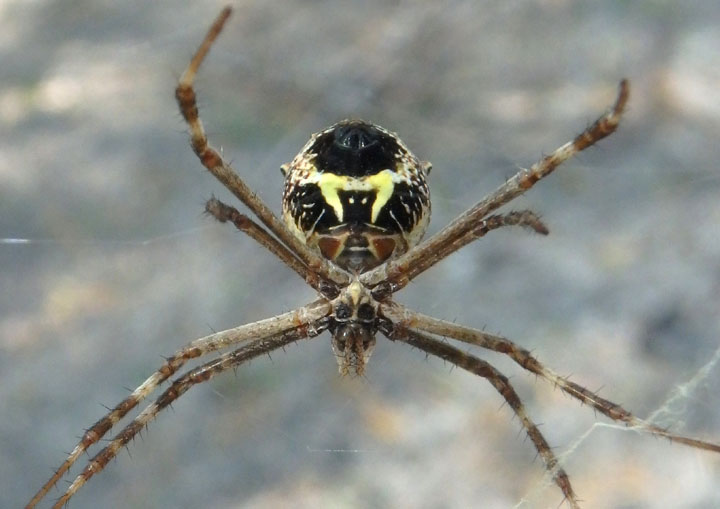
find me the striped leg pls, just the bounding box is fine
[206,198,340,297]
[390,326,579,508]
[174,6,349,286]
[394,210,548,290]
[52,326,322,509]
[382,303,720,454]
[25,301,331,509]
[362,80,629,290]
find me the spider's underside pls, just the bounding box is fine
[26,6,720,509]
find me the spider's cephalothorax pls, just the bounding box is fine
[328,279,381,375]
[281,120,431,273]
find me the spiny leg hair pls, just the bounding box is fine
[25,4,720,509]
[52,325,324,509]
[25,301,331,509]
[388,325,580,509]
[174,6,349,287]
[399,210,549,287]
[382,302,720,454]
[206,197,339,297]
[362,80,630,291]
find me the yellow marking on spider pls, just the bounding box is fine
[316,169,397,223]
[367,170,394,223]
[317,173,348,221]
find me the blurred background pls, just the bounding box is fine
[2,1,719,507]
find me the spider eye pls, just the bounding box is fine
[335,303,351,320]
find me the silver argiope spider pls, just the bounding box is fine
[26,7,720,509]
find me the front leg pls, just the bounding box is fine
[175,7,350,286]
[362,80,629,290]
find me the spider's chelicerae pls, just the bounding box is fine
[27,7,720,509]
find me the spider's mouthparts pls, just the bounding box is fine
[330,323,377,376]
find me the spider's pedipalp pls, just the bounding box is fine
[328,279,381,375]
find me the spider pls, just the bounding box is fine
[27,6,720,509]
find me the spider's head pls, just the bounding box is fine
[281,120,431,273]
[329,280,379,375]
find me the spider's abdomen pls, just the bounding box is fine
[282,120,431,272]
